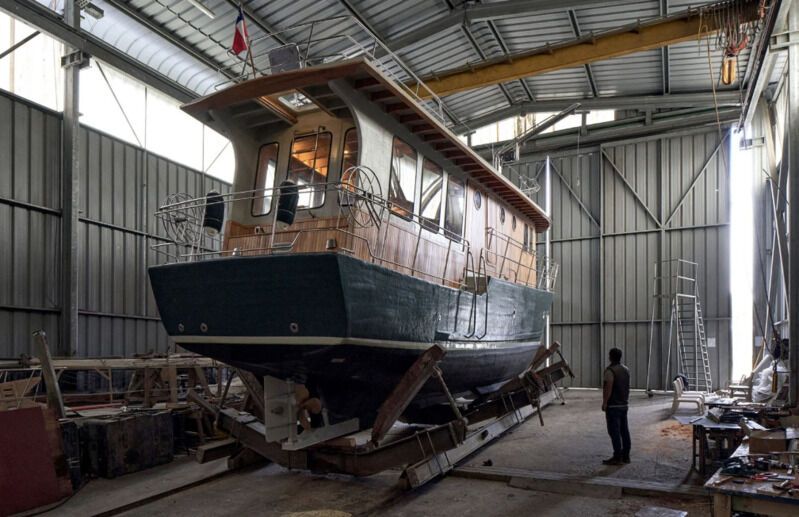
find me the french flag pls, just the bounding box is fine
[232,5,249,55]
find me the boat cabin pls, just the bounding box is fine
[170,58,554,291]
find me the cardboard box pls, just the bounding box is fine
[749,430,788,454]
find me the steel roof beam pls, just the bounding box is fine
[386,0,616,51]
[519,108,741,153]
[566,9,598,98]
[0,0,197,102]
[660,0,670,94]
[416,0,764,98]
[476,0,536,103]
[453,91,741,134]
[106,0,236,81]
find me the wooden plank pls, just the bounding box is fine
[194,366,214,398]
[371,345,445,445]
[196,438,239,464]
[32,331,65,418]
[453,466,709,500]
[143,368,152,408]
[508,475,622,499]
[0,356,220,370]
[236,369,265,418]
[731,495,799,516]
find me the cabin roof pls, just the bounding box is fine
[182,59,550,232]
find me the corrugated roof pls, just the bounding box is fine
[31,0,774,129]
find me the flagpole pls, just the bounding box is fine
[247,39,257,78]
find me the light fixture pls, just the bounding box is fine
[78,0,104,20]
[185,0,216,19]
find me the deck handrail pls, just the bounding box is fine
[208,15,465,130]
[153,175,558,292]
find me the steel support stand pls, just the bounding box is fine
[788,5,799,407]
[60,0,82,356]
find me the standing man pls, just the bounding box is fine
[602,347,631,465]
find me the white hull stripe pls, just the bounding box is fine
[173,335,539,351]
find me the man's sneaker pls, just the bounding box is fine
[622,455,631,464]
[602,456,623,465]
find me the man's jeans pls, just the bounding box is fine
[605,406,631,458]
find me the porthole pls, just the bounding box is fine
[474,191,482,210]
[499,207,506,225]
[512,215,517,230]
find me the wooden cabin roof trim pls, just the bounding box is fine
[354,60,549,233]
[180,59,550,232]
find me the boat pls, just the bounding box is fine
[148,34,558,430]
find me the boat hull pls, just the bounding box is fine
[148,253,553,424]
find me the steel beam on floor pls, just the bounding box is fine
[402,389,558,489]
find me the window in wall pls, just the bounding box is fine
[341,128,359,174]
[444,176,466,240]
[252,143,279,216]
[388,138,417,217]
[340,128,361,207]
[420,159,444,231]
[288,132,332,209]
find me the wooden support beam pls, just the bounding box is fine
[370,90,394,102]
[371,345,445,445]
[255,96,297,125]
[399,113,424,124]
[31,331,65,418]
[414,1,763,98]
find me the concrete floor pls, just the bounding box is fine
[56,390,713,517]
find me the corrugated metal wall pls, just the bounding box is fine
[0,90,230,358]
[515,128,731,389]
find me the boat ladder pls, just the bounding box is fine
[463,250,488,339]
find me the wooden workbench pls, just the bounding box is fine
[705,443,799,517]
[674,415,744,476]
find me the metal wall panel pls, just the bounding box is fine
[0,89,230,357]
[510,127,731,389]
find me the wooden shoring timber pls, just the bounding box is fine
[236,369,266,418]
[371,344,446,445]
[32,331,65,418]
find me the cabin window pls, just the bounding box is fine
[499,207,506,225]
[388,138,417,217]
[252,142,279,216]
[523,223,530,251]
[473,191,482,211]
[420,159,443,231]
[444,176,465,240]
[287,132,332,209]
[341,128,359,174]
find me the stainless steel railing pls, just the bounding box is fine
[210,15,465,131]
[152,169,558,293]
[152,170,471,289]
[484,227,559,291]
